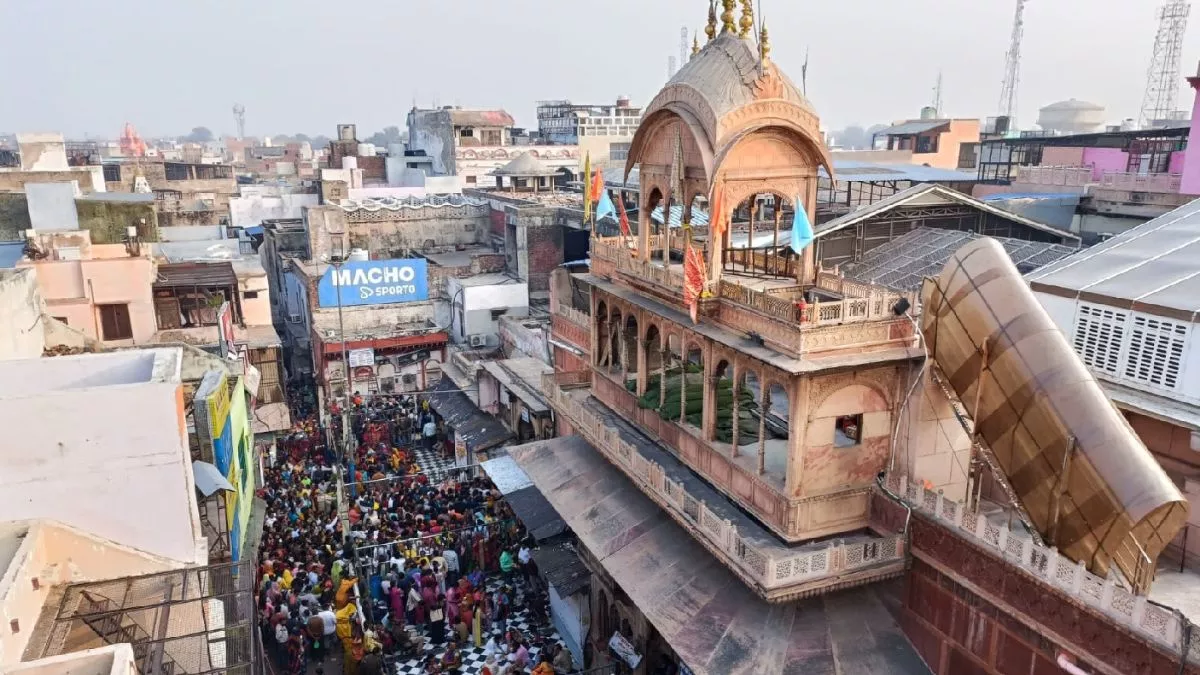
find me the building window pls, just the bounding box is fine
[609,143,631,162]
[97,304,133,341]
[916,135,938,154]
[466,175,477,184]
[834,414,863,448]
[1073,304,1127,377]
[459,128,474,138]
[490,308,508,320]
[102,164,120,182]
[958,142,980,169]
[244,291,259,299]
[1124,315,1187,389]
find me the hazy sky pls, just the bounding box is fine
[5,0,1199,138]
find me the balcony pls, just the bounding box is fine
[590,235,917,360]
[543,372,908,602]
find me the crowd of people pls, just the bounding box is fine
[256,386,577,675]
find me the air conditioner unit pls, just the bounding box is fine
[469,334,487,348]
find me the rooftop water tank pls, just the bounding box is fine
[1037,99,1106,134]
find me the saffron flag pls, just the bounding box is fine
[595,190,616,222]
[683,243,705,324]
[590,165,605,217]
[583,152,593,224]
[708,185,726,243]
[616,191,632,238]
[789,196,814,254]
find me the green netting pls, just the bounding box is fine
[625,366,781,444]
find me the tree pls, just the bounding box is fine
[184,126,214,143]
[364,126,403,147]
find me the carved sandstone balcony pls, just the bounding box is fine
[590,236,916,360]
[543,372,908,602]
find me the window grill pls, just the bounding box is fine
[1073,304,1127,376]
[1124,315,1187,389]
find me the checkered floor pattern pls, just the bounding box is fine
[391,581,559,675]
[410,443,460,479]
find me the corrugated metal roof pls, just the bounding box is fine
[447,109,515,127]
[875,120,950,136]
[428,377,513,452]
[820,160,979,184]
[508,436,926,675]
[532,543,589,596]
[154,261,237,288]
[650,203,709,228]
[842,227,1077,291]
[1026,197,1200,318]
[814,183,1079,242]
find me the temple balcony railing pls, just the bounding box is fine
[882,472,1194,659]
[542,372,908,602]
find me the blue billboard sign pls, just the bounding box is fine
[317,259,429,308]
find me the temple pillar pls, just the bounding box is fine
[659,344,669,410]
[636,337,648,396]
[730,363,741,457]
[679,350,688,426]
[757,378,769,475]
[703,370,718,442]
[638,187,652,259]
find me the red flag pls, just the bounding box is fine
[683,243,705,324]
[617,191,631,238]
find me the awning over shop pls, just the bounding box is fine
[532,543,589,597]
[478,360,549,415]
[155,262,238,288]
[429,378,514,453]
[507,436,926,675]
[192,460,234,496]
[481,455,566,541]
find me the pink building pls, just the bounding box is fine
[17,230,157,345]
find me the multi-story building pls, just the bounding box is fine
[536,97,643,168]
[872,114,981,171]
[497,8,1200,675]
[408,106,579,188]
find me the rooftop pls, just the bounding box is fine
[421,246,500,269]
[874,120,951,136]
[1027,196,1200,320]
[0,522,30,579]
[820,160,980,184]
[149,324,282,350]
[842,227,1078,292]
[454,273,524,287]
[335,194,487,213]
[0,348,179,398]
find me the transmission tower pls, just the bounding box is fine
[997,0,1027,123]
[1139,1,1190,128]
[668,56,677,79]
[232,103,246,140]
[932,71,944,117]
[680,27,690,66]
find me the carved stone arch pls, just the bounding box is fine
[808,373,893,414]
[643,318,663,345]
[625,107,714,187]
[713,123,831,184]
[716,103,832,177]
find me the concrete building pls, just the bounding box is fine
[101,159,237,227]
[407,106,579,188]
[448,273,529,347]
[536,97,643,168]
[873,117,981,171]
[0,134,106,194]
[0,349,205,565]
[228,185,320,229]
[0,269,47,360]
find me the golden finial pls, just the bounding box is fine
[705,2,717,42]
[739,0,754,38]
[760,20,771,60]
[692,34,700,57]
[721,0,737,34]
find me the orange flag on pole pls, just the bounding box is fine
[708,184,726,243]
[617,190,631,238]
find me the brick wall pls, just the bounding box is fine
[490,208,506,237]
[525,224,564,293]
[885,492,1200,675]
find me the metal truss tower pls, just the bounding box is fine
[1139,1,1190,128]
[997,0,1027,123]
[680,26,690,67]
[232,103,246,140]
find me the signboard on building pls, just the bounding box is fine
[348,348,375,368]
[317,259,429,308]
[194,371,233,474]
[217,302,236,359]
[608,633,642,669]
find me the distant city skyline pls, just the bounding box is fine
[3,0,1197,139]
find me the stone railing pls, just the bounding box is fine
[886,473,1194,659]
[542,374,907,595]
[1016,165,1095,187]
[1099,172,1182,194]
[556,304,589,327]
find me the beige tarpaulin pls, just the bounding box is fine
[920,237,1187,591]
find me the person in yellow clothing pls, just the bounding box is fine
[335,576,357,610]
[280,567,294,591]
[335,603,359,675]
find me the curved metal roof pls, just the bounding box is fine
[921,237,1187,591]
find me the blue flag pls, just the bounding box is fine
[790,196,814,254]
[595,190,616,222]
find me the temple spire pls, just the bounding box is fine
[705,1,717,42]
[760,20,771,61]
[692,34,700,57]
[721,0,736,34]
[739,0,754,38]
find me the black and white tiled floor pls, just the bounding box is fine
[410,443,461,479]
[391,581,560,675]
